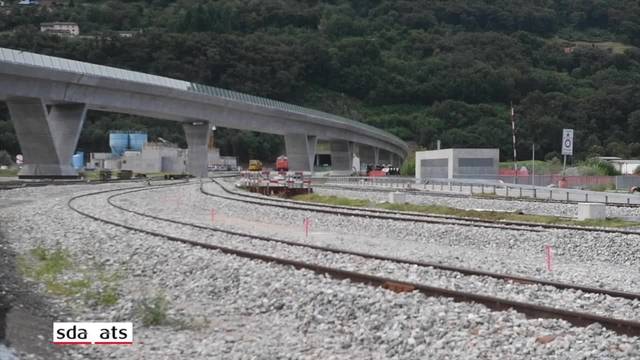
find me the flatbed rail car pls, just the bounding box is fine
[237,171,312,196]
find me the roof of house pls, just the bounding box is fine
[40,22,79,26]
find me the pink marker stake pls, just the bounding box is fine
[211,209,216,224]
[304,218,311,237]
[545,244,553,272]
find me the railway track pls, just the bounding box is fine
[201,179,544,233]
[207,178,640,235]
[0,177,155,191]
[67,180,640,337]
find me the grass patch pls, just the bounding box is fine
[18,246,87,296]
[380,202,638,227]
[18,246,121,305]
[0,168,18,177]
[86,285,119,306]
[499,160,561,174]
[46,278,91,297]
[79,171,100,181]
[138,294,169,327]
[293,193,369,207]
[19,246,72,280]
[292,193,640,228]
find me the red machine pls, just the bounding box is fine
[367,165,388,177]
[368,170,387,177]
[276,155,289,172]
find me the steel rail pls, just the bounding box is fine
[106,182,640,301]
[201,180,544,233]
[67,184,640,338]
[211,179,640,235]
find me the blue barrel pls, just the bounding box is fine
[128,132,148,152]
[109,132,129,156]
[72,152,84,170]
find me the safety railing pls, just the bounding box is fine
[323,176,640,206]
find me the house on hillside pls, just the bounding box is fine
[39,0,62,6]
[40,22,80,36]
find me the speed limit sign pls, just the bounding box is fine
[561,129,573,156]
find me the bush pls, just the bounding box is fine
[0,150,14,166]
[139,294,169,327]
[579,158,620,176]
[544,151,560,162]
[400,155,415,176]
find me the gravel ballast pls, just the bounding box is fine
[76,185,640,324]
[314,184,640,219]
[196,182,640,290]
[0,182,639,358]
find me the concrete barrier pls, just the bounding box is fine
[389,192,406,204]
[577,203,606,220]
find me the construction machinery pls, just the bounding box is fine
[248,159,263,171]
[276,155,289,172]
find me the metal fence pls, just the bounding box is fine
[441,174,640,190]
[323,176,640,206]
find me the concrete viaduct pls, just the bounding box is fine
[0,47,408,178]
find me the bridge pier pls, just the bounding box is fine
[183,121,211,177]
[284,134,317,172]
[359,145,376,166]
[391,153,403,167]
[329,140,354,172]
[378,149,393,166]
[7,97,87,179]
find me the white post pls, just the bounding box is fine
[532,143,535,186]
[562,155,567,177]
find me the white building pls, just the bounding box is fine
[604,159,640,175]
[415,148,499,180]
[40,22,80,36]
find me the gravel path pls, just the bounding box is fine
[0,182,638,358]
[314,184,640,218]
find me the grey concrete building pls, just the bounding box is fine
[0,47,407,178]
[121,144,187,174]
[415,148,499,181]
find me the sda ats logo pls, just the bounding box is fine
[52,322,133,345]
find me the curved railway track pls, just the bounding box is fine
[206,178,640,236]
[67,180,640,337]
[201,179,544,233]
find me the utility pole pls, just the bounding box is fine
[531,143,535,186]
[511,102,517,184]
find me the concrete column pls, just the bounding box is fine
[391,153,403,167]
[330,140,353,171]
[7,97,87,178]
[183,121,211,177]
[284,133,317,171]
[49,103,88,165]
[359,145,375,166]
[378,149,392,165]
[374,148,380,165]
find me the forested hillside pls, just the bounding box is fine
[2,0,640,163]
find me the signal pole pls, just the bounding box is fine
[511,102,517,184]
